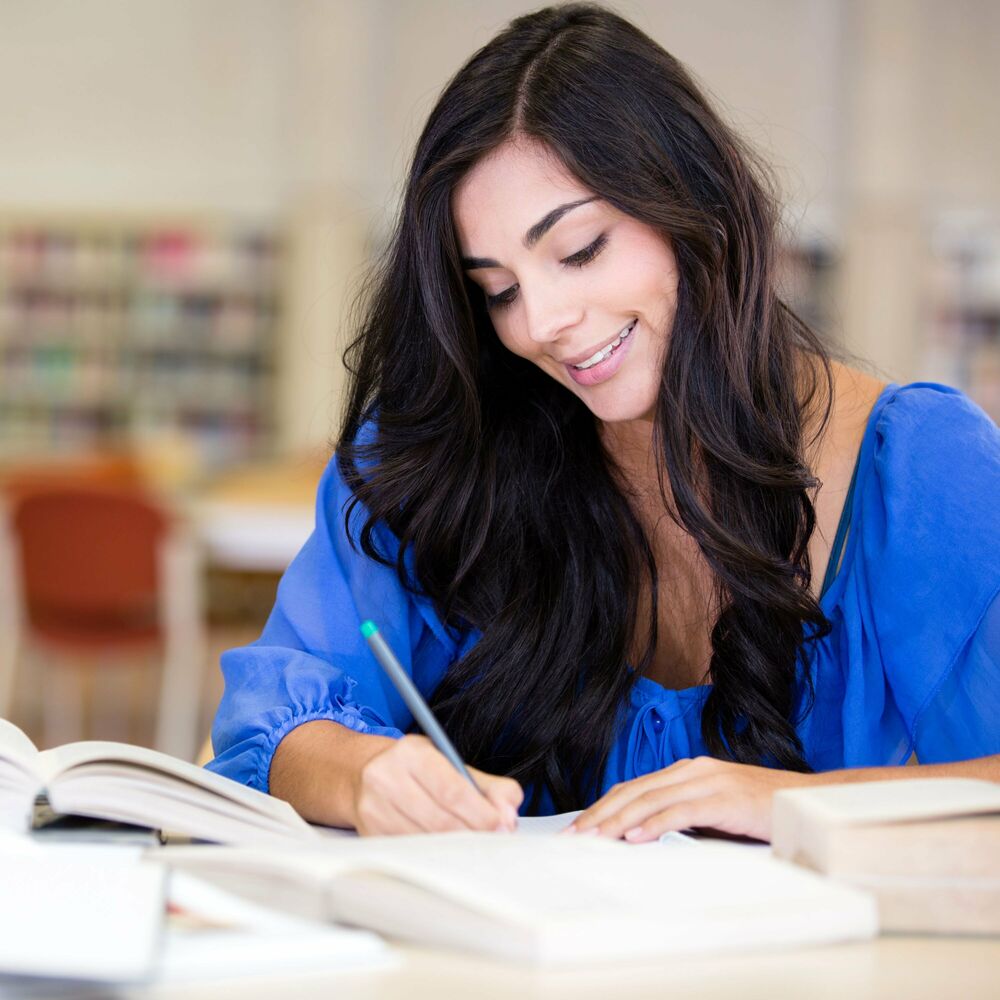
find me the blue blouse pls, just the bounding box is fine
[206,382,1000,813]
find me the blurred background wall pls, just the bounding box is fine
[1,0,998,755]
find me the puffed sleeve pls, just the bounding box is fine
[857,383,1000,763]
[204,448,468,793]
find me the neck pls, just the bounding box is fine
[598,409,674,514]
[598,409,656,469]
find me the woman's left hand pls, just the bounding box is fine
[563,756,820,844]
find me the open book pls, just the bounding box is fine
[0,719,318,846]
[162,832,878,965]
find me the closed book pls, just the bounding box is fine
[771,778,1000,934]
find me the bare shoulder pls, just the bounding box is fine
[805,361,888,573]
[800,358,886,472]
[829,360,888,428]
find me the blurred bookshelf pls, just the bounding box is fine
[923,215,1000,423]
[0,212,284,469]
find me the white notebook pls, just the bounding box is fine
[0,837,165,981]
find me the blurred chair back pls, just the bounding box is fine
[15,487,168,646]
[0,482,205,760]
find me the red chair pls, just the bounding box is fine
[0,484,205,758]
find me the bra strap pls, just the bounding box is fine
[819,447,862,600]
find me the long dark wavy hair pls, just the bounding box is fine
[337,3,833,813]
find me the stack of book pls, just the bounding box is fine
[772,778,1000,934]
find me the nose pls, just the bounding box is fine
[521,282,584,346]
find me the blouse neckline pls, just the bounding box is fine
[632,381,901,703]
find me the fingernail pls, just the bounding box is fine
[624,826,644,841]
[560,824,576,835]
[577,826,600,837]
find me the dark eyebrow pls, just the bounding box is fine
[461,196,599,270]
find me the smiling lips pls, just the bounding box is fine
[564,319,637,387]
[568,319,637,369]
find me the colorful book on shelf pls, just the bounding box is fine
[771,778,1000,934]
[161,830,877,966]
[0,719,318,846]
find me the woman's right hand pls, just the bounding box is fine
[351,734,524,835]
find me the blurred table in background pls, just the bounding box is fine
[189,451,325,572]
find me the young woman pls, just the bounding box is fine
[206,4,1000,840]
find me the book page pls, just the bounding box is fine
[332,833,868,930]
[164,830,861,934]
[0,720,42,832]
[0,718,39,766]
[159,869,390,983]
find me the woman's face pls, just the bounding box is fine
[453,138,679,426]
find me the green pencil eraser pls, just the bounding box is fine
[360,620,378,638]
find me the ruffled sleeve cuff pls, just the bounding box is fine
[205,701,404,795]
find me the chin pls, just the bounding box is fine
[575,382,659,425]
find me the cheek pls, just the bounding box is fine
[492,322,516,355]
[492,318,534,360]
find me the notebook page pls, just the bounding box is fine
[517,810,700,846]
[516,812,578,834]
[310,812,703,841]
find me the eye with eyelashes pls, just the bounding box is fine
[484,233,609,311]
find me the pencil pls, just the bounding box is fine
[360,619,485,795]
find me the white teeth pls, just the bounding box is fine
[572,320,635,370]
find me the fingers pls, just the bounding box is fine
[572,777,722,841]
[568,757,708,833]
[390,773,476,832]
[561,757,778,843]
[356,734,522,835]
[618,793,730,843]
[411,753,512,831]
[355,794,424,836]
[472,768,524,828]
